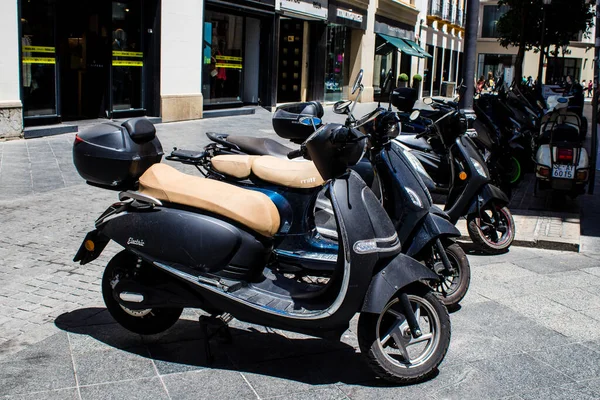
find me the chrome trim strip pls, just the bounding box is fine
[119,292,144,303]
[119,191,163,206]
[353,232,402,254]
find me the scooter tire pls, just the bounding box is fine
[102,251,183,335]
[467,205,515,254]
[431,242,471,309]
[358,287,451,384]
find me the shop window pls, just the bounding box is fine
[433,47,443,96]
[373,35,396,99]
[481,5,509,39]
[546,57,582,84]
[20,0,57,117]
[111,1,143,112]
[324,25,347,103]
[477,53,516,82]
[423,44,434,97]
[203,11,244,105]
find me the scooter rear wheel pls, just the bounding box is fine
[358,287,450,384]
[467,205,515,254]
[102,251,183,335]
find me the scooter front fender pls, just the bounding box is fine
[466,183,509,215]
[361,253,439,314]
[405,213,461,257]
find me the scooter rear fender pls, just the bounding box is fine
[405,213,461,257]
[466,183,509,215]
[361,253,439,314]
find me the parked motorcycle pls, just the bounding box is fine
[534,96,589,197]
[395,98,515,254]
[72,117,451,384]
[168,71,471,307]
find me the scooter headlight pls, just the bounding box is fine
[405,187,423,208]
[470,157,488,178]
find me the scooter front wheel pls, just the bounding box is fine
[102,251,183,335]
[358,288,450,384]
[467,205,515,254]
[428,242,471,309]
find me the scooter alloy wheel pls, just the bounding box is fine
[467,205,515,254]
[428,242,471,309]
[102,251,183,335]
[358,288,451,384]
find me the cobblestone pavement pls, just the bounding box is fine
[1,106,600,399]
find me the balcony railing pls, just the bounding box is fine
[450,4,458,25]
[442,1,451,21]
[428,0,443,19]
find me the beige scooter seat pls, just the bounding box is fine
[138,164,280,237]
[211,154,325,189]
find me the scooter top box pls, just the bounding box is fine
[72,118,163,189]
[391,87,418,112]
[272,101,324,143]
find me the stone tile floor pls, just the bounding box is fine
[1,104,600,399]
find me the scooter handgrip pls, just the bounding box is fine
[287,149,303,159]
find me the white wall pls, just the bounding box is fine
[160,0,203,96]
[0,0,21,104]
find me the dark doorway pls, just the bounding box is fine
[277,18,304,103]
[57,1,111,120]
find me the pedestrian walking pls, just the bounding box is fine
[588,80,593,98]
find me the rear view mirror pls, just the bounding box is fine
[352,70,364,95]
[423,97,433,105]
[333,100,352,114]
[410,110,420,121]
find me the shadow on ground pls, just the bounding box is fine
[55,307,439,387]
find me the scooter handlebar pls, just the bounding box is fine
[287,148,304,159]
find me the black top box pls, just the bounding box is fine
[272,101,324,143]
[391,87,418,112]
[73,118,163,189]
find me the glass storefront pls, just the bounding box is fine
[324,25,347,103]
[20,0,153,123]
[546,57,582,84]
[373,35,396,99]
[277,19,304,104]
[423,44,434,97]
[202,11,244,106]
[477,53,516,82]
[21,0,57,118]
[111,1,143,111]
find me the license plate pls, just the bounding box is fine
[552,164,574,179]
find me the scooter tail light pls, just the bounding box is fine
[537,165,550,177]
[556,148,574,163]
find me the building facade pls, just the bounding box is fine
[476,0,595,86]
[418,0,466,98]
[1,0,465,139]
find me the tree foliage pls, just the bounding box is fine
[495,0,594,80]
[497,0,594,51]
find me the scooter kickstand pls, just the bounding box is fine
[198,314,234,364]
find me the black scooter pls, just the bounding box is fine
[168,71,471,307]
[395,98,515,254]
[73,122,451,384]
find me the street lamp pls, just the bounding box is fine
[537,0,552,89]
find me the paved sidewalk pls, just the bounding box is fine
[1,106,600,399]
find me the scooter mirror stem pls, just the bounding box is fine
[348,84,364,123]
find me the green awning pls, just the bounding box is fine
[377,33,423,58]
[403,39,433,59]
